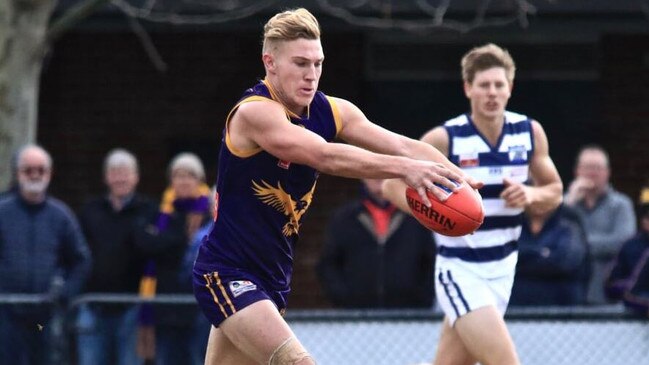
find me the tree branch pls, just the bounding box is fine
[47,0,111,43]
[125,15,168,72]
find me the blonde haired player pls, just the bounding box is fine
[383,43,563,365]
[192,8,481,365]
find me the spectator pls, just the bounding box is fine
[510,204,589,306]
[0,144,91,365]
[75,148,158,365]
[136,152,212,365]
[606,185,649,316]
[565,145,636,304]
[183,186,216,365]
[317,178,436,308]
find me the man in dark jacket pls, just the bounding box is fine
[317,178,436,308]
[510,204,590,306]
[0,144,91,365]
[76,148,158,365]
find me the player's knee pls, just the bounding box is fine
[268,337,315,365]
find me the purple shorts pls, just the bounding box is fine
[193,265,287,327]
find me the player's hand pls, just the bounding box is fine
[464,175,484,190]
[500,177,533,208]
[405,161,463,206]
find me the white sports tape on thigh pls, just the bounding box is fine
[268,337,314,365]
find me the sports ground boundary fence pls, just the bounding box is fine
[0,293,648,365]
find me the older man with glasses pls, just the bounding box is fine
[0,144,91,365]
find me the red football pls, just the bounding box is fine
[405,182,484,237]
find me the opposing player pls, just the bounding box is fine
[383,44,563,365]
[192,8,481,365]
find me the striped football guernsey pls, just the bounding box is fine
[435,111,534,277]
[195,79,342,297]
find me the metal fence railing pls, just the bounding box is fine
[1,294,648,365]
[287,307,649,365]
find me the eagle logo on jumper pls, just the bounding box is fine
[252,180,316,236]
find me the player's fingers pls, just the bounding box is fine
[443,169,464,186]
[511,191,526,205]
[429,166,462,192]
[431,176,457,193]
[499,186,514,200]
[466,176,484,190]
[428,184,451,202]
[502,189,524,208]
[428,163,461,186]
[506,191,527,208]
[503,194,518,207]
[507,197,526,208]
[416,186,432,207]
[423,180,437,193]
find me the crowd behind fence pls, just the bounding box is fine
[0,293,647,365]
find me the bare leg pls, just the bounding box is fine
[433,317,476,365]
[205,300,314,365]
[204,326,257,365]
[453,306,519,365]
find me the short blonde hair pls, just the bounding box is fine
[461,43,516,84]
[262,8,321,54]
[168,152,205,181]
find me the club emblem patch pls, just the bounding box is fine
[229,280,257,297]
[508,145,528,162]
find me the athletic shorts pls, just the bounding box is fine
[435,256,515,326]
[193,265,287,327]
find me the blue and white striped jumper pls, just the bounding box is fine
[435,111,534,279]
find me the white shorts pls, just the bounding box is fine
[435,256,515,326]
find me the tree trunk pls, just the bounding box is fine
[0,0,56,190]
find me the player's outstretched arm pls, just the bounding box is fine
[230,100,460,204]
[332,98,470,176]
[382,125,459,213]
[331,98,482,201]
